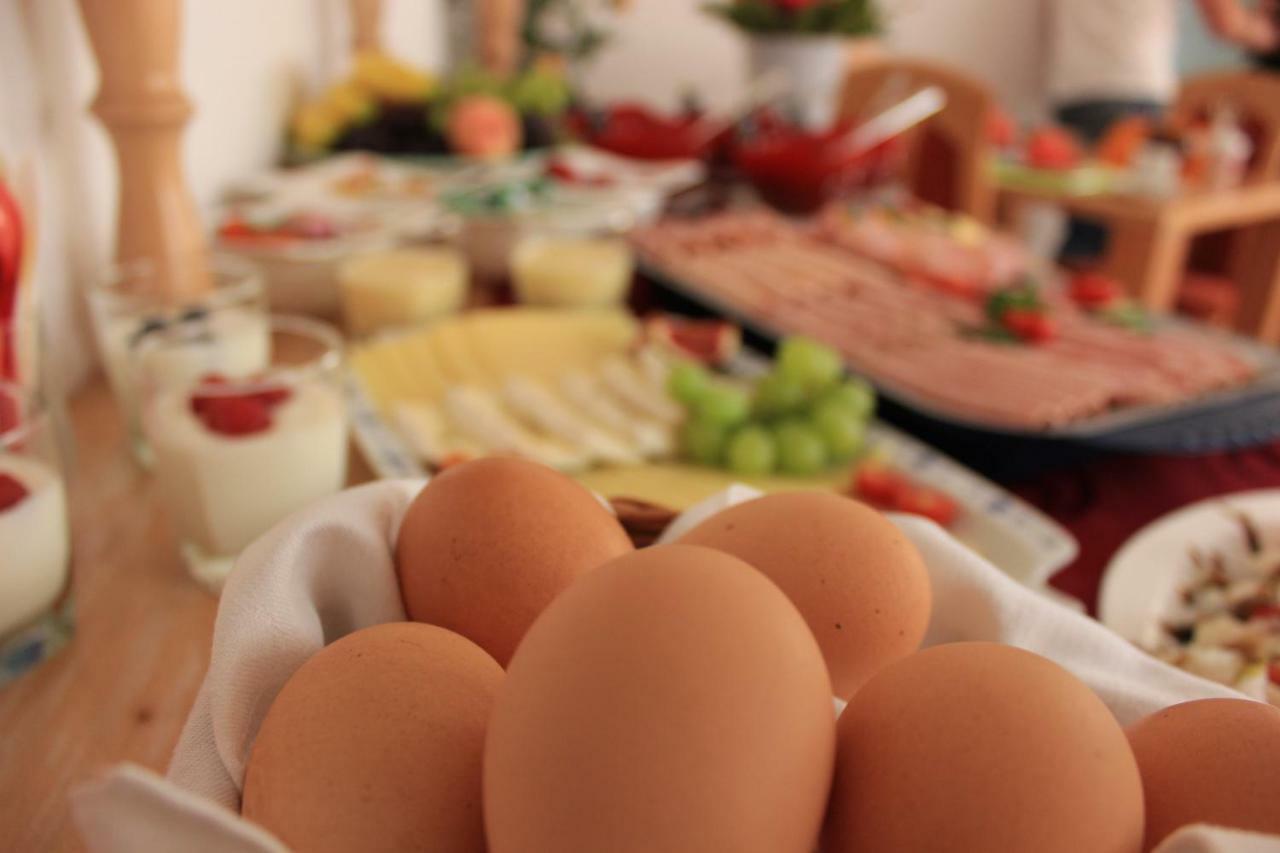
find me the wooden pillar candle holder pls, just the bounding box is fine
[349,0,383,54]
[77,0,211,301]
[477,0,525,77]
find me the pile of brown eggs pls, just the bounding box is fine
[240,457,1280,853]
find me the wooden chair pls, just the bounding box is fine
[836,57,997,222]
[1173,72,1280,340]
[1172,71,1280,184]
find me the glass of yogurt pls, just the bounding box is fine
[0,382,73,685]
[88,255,270,464]
[137,315,349,592]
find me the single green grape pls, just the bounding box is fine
[752,371,807,418]
[817,377,876,421]
[680,419,726,466]
[507,69,570,116]
[667,361,712,407]
[776,336,843,393]
[726,425,777,476]
[774,420,829,476]
[812,400,867,461]
[694,384,750,428]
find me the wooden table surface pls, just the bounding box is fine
[0,379,374,852]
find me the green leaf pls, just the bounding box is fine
[704,0,881,35]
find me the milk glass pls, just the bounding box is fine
[0,382,72,684]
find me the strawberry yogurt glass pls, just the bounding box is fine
[137,316,348,592]
[0,382,73,685]
[89,255,270,464]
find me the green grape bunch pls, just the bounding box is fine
[667,336,877,478]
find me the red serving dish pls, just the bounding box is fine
[571,103,725,162]
[734,120,902,215]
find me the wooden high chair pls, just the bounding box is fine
[1174,71,1280,341]
[1172,71,1280,184]
[837,57,997,223]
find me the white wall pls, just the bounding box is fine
[577,0,748,112]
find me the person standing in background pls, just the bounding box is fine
[1046,0,1279,260]
[1049,0,1277,141]
[1246,0,1280,69]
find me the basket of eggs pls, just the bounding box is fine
[73,458,1280,853]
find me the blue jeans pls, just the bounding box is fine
[1055,99,1165,262]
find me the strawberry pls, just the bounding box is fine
[1003,309,1058,343]
[1069,272,1122,309]
[546,159,581,183]
[1270,661,1280,686]
[0,472,29,512]
[895,486,960,527]
[216,215,256,242]
[251,386,293,408]
[198,396,272,437]
[0,386,17,435]
[1026,126,1082,171]
[1250,603,1280,621]
[985,106,1017,149]
[191,374,291,422]
[853,463,908,506]
[189,374,230,418]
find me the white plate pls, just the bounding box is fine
[1099,489,1280,644]
[345,374,1078,588]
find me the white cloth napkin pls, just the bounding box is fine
[71,481,1278,853]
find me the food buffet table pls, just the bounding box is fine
[2,373,1280,851]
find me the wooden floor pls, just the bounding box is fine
[0,378,373,852]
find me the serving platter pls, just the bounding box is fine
[1099,489,1280,645]
[346,371,1078,587]
[643,259,1280,456]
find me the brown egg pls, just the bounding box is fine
[395,457,633,666]
[1126,698,1280,850]
[677,492,930,699]
[484,544,835,853]
[825,642,1144,853]
[242,623,502,853]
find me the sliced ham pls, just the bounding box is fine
[631,209,1262,431]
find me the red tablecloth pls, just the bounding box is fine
[1015,443,1280,614]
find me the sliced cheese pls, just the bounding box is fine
[501,376,640,466]
[443,385,587,471]
[560,370,673,457]
[598,356,683,424]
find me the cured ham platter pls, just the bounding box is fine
[633,204,1280,455]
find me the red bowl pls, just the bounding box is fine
[734,122,902,215]
[572,103,721,162]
